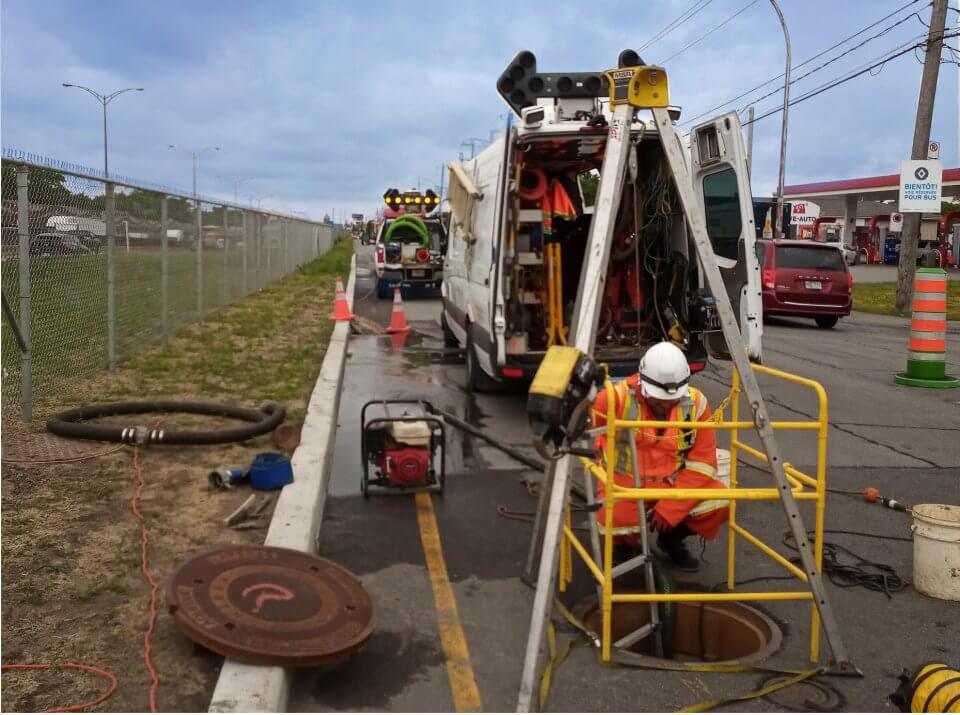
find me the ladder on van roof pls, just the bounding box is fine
[516,65,856,712]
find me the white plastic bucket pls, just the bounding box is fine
[911,503,960,601]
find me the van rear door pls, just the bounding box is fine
[491,125,517,367]
[689,111,763,361]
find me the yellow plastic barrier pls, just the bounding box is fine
[566,363,830,664]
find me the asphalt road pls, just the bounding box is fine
[290,244,959,712]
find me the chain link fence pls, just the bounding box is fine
[1,153,335,420]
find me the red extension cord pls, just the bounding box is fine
[3,447,160,712]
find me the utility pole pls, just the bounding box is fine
[896,0,949,311]
[768,0,791,240]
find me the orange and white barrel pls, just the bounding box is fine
[895,268,957,388]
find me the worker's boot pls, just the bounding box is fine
[656,524,699,572]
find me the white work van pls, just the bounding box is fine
[440,100,762,391]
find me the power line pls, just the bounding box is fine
[744,29,959,125]
[680,0,928,125]
[731,11,927,114]
[637,0,715,53]
[661,0,760,64]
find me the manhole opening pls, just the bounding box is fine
[578,596,782,663]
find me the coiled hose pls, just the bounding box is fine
[385,215,430,247]
[47,401,285,445]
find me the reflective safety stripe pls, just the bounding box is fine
[597,523,644,536]
[909,350,947,361]
[685,461,718,478]
[689,498,728,518]
[912,311,945,321]
[909,330,947,341]
[913,291,947,301]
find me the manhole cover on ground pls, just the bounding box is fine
[1,431,122,465]
[167,545,375,667]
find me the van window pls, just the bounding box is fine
[702,168,741,260]
[775,245,845,271]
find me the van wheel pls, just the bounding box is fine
[440,310,459,348]
[465,326,500,393]
[815,316,839,329]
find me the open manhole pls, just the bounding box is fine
[574,594,782,665]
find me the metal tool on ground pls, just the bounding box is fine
[385,287,411,333]
[436,407,545,473]
[361,400,445,496]
[895,268,958,389]
[516,57,856,712]
[208,467,246,491]
[167,545,374,667]
[249,452,294,490]
[330,275,356,321]
[863,486,911,513]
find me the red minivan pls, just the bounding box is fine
[757,240,853,329]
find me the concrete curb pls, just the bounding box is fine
[208,253,357,713]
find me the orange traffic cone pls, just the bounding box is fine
[330,276,355,321]
[386,287,411,333]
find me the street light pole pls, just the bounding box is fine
[62,83,144,178]
[168,145,220,199]
[768,0,791,239]
[219,176,255,203]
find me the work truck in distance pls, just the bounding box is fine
[440,50,763,392]
[374,188,446,298]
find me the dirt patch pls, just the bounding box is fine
[1,241,352,712]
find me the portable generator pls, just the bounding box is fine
[361,400,446,496]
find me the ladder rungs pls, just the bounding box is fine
[610,553,649,578]
[614,623,656,650]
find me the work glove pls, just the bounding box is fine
[648,509,672,533]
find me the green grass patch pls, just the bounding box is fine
[853,281,958,321]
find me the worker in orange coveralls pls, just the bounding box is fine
[591,341,728,571]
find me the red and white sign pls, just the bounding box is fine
[889,213,903,233]
[928,141,940,160]
[790,200,820,226]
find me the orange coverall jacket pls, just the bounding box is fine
[591,374,729,540]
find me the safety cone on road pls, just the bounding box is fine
[386,287,411,333]
[330,276,355,321]
[894,268,958,388]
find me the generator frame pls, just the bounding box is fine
[360,399,446,497]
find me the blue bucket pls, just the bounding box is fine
[249,452,294,490]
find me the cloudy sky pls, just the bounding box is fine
[2,0,958,221]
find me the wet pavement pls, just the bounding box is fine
[289,244,959,712]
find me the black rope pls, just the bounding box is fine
[782,530,908,599]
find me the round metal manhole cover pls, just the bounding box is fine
[167,546,374,667]
[760,675,843,712]
[1,431,122,465]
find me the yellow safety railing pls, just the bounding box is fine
[564,363,829,664]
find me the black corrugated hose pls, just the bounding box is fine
[47,401,285,445]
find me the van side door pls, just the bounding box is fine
[689,112,763,362]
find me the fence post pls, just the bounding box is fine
[222,206,229,306]
[241,211,248,295]
[16,165,33,422]
[160,196,169,346]
[282,221,289,275]
[256,214,262,289]
[266,219,272,283]
[105,182,117,369]
[196,199,203,317]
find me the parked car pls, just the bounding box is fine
[30,232,92,257]
[757,239,852,329]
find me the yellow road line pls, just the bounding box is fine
[414,491,483,712]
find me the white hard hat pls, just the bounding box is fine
[639,342,690,401]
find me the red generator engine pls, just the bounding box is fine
[361,400,446,496]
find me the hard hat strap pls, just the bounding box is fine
[639,372,689,394]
